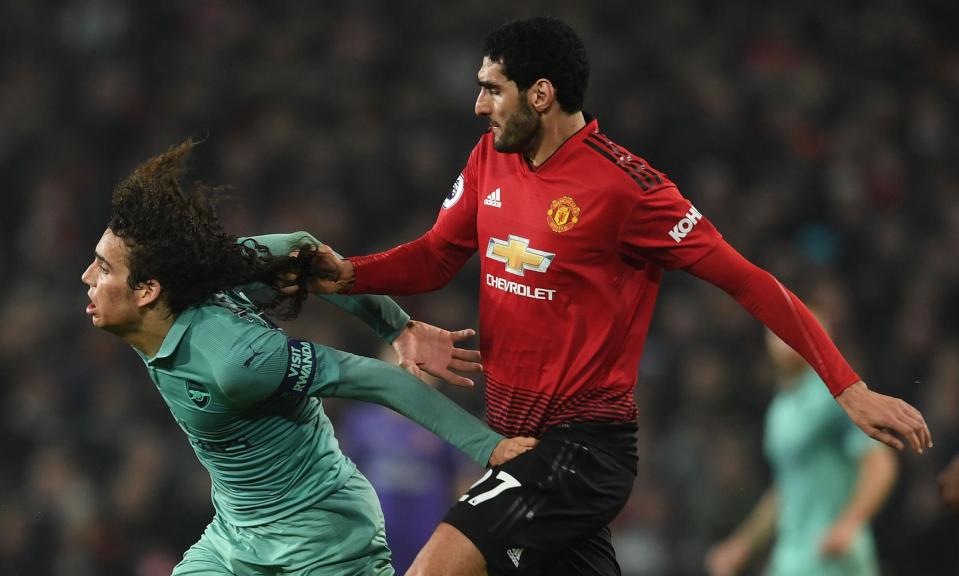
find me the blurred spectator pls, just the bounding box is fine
[338,345,480,574]
[705,314,898,576]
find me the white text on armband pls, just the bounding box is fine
[486,274,556,301]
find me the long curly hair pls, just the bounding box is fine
[108,139,313,318]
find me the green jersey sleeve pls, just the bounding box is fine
[214,327,502,467]
[238,232,410,342]
[315,348,504,467]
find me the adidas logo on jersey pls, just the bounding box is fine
[483,188,503,208]
[506,547,524,567]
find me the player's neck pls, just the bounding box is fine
[121,309,176,358]
[526,111,586,167]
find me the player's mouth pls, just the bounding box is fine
[86,300,96,315]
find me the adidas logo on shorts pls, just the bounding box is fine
[506,547,524,568]
[484,188,503,208]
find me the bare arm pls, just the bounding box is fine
[705,488,778,576]
[820,445,898,556]
[939,455,959,511]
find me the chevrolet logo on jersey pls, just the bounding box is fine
[486,235,554,276]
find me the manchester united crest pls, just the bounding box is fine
[547,196,581,233]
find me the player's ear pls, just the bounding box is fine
[528,78,555,113]
[134,279,164,308]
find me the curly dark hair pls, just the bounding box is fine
[108,139,313,318]
[482,16,589,114]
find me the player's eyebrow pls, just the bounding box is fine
[95,252,113,270]
[478,80,502,89]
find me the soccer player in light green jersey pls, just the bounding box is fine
[81,140,536,576]
[706,319,898,576]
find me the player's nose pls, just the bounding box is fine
[475,93,491,117]
[81,261,96,286]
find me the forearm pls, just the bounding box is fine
[348,230,474,295]
[319,294,410,343]
[733,488,778,553]
[687,241,859,396]
[321,348,503,466]
[837,446,897,527]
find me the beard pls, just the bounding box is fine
[492,98,541,154]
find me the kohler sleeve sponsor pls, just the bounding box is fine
[668,205,703,243]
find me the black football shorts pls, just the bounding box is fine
[444,421,638,575]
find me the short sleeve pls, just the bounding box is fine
[431,140,481,251]
[617,185,722,270]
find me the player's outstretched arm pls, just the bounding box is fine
[320,347,534,467]
[218,330,533,467]
[307,231,476,296]
[686,240,932,454]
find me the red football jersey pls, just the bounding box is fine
[431,119,722,437]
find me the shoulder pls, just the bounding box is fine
[187,300,262,345]
[187,301,286,375]
[576,129,673,196]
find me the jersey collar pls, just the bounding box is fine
[146,306,199,364]
[524,114,599,173]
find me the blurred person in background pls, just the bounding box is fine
[80,139,536,576]
[309,15,930,576]
[705,315,897,576]
[340,344,480,575]
[939,456,959,511]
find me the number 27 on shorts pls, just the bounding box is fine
[460,470,522,506]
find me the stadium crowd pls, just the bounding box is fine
[0,1,956,574]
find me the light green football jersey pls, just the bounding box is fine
[135,233,503,527]
[764,369,879,576]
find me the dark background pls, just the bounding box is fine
[1,1,957,574]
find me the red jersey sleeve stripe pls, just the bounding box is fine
[583,139,654,191]
[584,133,665,190]
[588,131,664,187]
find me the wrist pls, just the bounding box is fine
[834,511,865,531]
[835,380,867,405]
[389,321,416,347]
[338,259,356,293]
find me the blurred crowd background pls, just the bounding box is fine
[1,1,957,574]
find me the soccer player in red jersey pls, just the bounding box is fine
[309,16,932,576]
